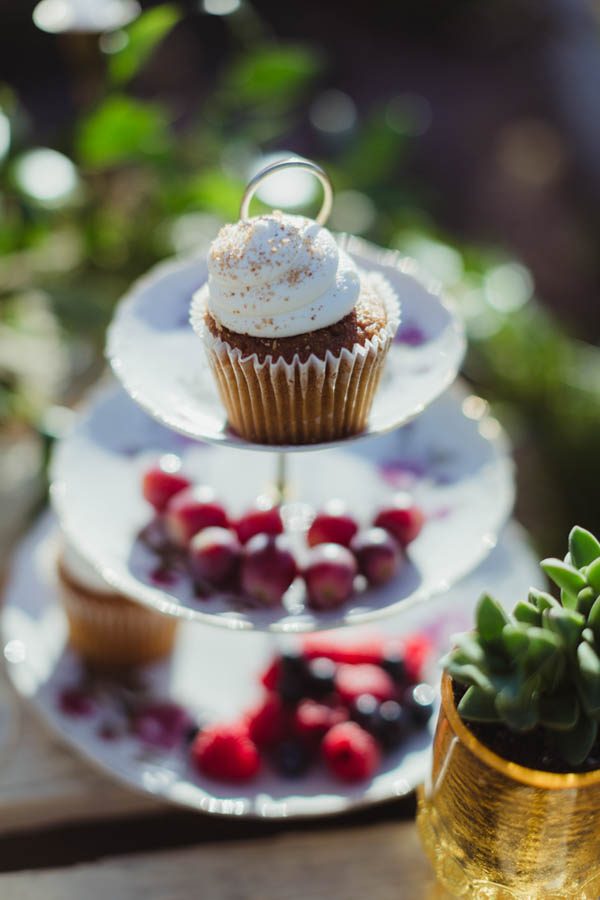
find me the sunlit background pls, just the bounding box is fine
[2,0,600,558]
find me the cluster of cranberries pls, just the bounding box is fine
[141,456,425,610]
[190,636,435,783]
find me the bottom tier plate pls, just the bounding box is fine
[1,514,541,820]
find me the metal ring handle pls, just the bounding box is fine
[239,158,333,225]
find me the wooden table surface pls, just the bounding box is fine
[0,671,448,899]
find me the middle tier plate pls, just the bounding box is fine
[51,382,514,632]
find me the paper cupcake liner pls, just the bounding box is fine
[191,269,400,445]
[57,560,177,668]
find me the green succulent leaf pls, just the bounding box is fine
[543,607,585,652]
[540,558,587,599]
[453,633,485,666]
[561,588,578,611]
[457,686,499,723]
[501,624,530,657]
[569,527,600,568]
[545,656,567,695]
[577,642,600,716]
[588,597,600,639]
[444,659,494,694]
[476,594,509,645]
[539,691,579,731]
[576,586,597,617]
[523,627,562,670]
[513,601,541,626]
[444,527,600,764]
[555,716,598,767]
[528,588,559,613]
[586,558,600,594]
[496,686,540,732]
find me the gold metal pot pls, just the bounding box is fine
[417,672,600,899]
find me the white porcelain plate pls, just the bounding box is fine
[1,515,540,819]
[107,238,466,451]
[50,382,514,632]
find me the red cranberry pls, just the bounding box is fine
[142,456,190,513]
[234,503,283,545]
[307,501,359,548]
[165,486,228,546]
[374,495,425,546]
[303,544,357,610]
[350,527,401,586]
[240,534,297,606]
[189,527,241,587]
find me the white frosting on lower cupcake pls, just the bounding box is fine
[200,211,361,338]
[60,538,114,595]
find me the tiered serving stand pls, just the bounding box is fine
[1,160,542,817]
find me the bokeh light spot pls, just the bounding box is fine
[497,119,565,187]
[203,0,241,14]
[484,262,533,313]
[99,29,129,53]
[310,90,357,135]
[386,93,432,137]
[14,148,80,207]
[329,190,375,234]
[0,109,10,162]
[169,212,223,254]
[402,236,463,287]
[33,0,140,34]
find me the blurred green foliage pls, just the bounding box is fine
[0,1,599,548]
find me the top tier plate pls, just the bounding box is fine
[107,237,465,452]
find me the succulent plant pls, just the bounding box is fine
[443,526,600,767]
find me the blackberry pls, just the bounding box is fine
[380,651,407,685]
[375,700,411,750]
[272,740,312,777]
[351,693,380,731]
[277,649,309,704]
[305,657,336,699]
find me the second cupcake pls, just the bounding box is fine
[190,209,400,445]
[57,538,177,669]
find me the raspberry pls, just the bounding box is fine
[293,700,347,745]
[246,694,289,748]
[302,637,385,666]
[403,635,432,683]
[191,723,260,782]
[322,722,380,782]
[335,664,396,705]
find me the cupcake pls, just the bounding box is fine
[190,211,399,444]
[57,539,177,668]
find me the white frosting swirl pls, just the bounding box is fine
[202,212,360,338]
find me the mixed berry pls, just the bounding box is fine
[140,456,425,611]
[56,633,435,786]
[191,634,435,783]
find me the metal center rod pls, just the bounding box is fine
[275,452,289,504]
